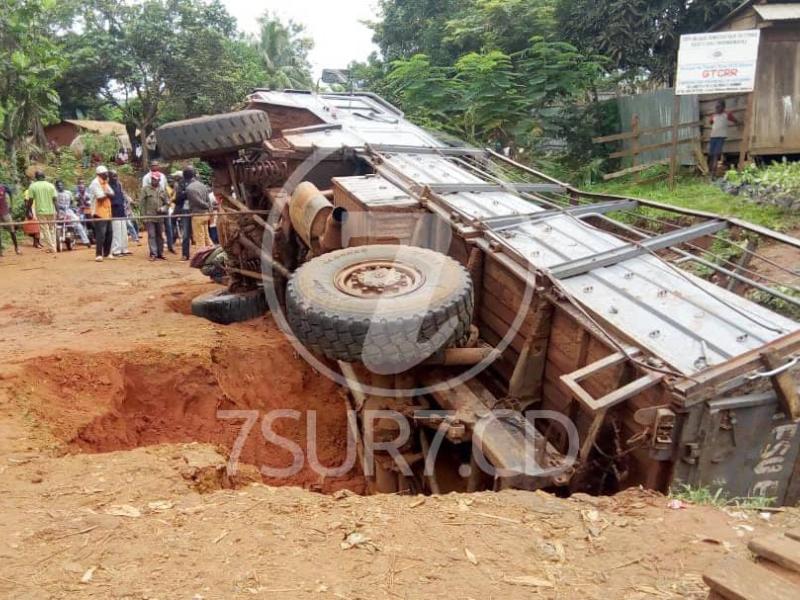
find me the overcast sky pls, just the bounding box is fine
[222,0,381,79]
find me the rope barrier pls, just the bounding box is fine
[0,209,274,228]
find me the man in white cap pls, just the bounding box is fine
[88,165,114,261]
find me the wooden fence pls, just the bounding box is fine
[593,114,708,184]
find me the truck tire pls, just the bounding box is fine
[156,110,271,160]
[191,288,267,325]
[286,245,473,370]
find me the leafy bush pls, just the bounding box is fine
[53,150,81,189]
[724,159,800,196]
[550,99,621,184]
[747,286,800,321]
[0,158,15,186]
[193,160,213,185]
[80,133,122,162]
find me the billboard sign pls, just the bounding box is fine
[675,30,761,96]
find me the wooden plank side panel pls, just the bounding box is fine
[749,536,800,574]
[475,252,547,385]
[479,308,529,355]
[479,326,516,383]
[704,557,800,600]
[539,304,676,488]
[547,308,590,368]
[479,282,539,335]
[264,105,324,136]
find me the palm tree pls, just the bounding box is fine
[252,13,314,90]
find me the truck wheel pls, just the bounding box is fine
[191,288,267,325]
[286,245,473,370]
[156,110,271,160]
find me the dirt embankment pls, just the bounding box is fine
[11,337,364,495]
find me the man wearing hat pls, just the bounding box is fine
[142,160,167,191]
[88,165,114,262]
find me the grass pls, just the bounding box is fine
[587,169,799,232]
[669,484,775,510]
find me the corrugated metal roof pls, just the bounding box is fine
[495,215,797,375]
[62,120,127,136]
[333,176,419,210]
[381,153,540,219]
[252,91,442,151]
[710,0,756,31]
[754,3,800,20]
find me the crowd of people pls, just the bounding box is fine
[0,161,219,263]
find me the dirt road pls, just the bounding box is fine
[1,242,797,599]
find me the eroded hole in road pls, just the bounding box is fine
[17,342,366,495]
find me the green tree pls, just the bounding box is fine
[349,53,392,97]
[381,35,604,149]
[0,0,65,181]
[556,0,740,83]
[371,0,472,64]
[251,12,313,90]
[444,0,558,56]
[384,54,459,130]
[52,0,119,119]
[518,38,606,105]
[453,51,526,144]
[88,0,240,164]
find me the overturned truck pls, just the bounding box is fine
[157,91,800,504]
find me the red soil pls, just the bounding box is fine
[17,340,365,495]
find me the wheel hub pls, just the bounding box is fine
[335,260,425,298]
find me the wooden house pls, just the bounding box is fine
[708,1,800,159]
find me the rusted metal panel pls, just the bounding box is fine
[674,389,800,505]
[617,89,699,165]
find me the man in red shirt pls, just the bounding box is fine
[0,184,21,256]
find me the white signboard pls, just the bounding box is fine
[675,30,761,96]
